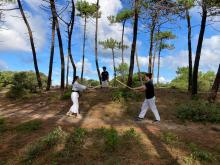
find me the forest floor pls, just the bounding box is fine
[0,88,220,165]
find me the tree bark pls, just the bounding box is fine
[157,39,162,85]
[208,64,220,102]
[121,20,126,64]
[127,0,139,87]
[148,15,157,74]
[152,38,159,80]
[136,49,143,85]
[50,0,65,90]
[17,0,42,89]
[112,48,116,80]
[66,54,70,88]
[95,0,101,85]
[186,8,192,92]
[68,0,77,79]
[81,16,87,82]
[46,18,56,91]
[192,4,207,95]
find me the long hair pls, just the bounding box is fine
[72,76,79,84]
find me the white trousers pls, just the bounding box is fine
[102,80,109,88]
[138,97,160,121]
[69,92,79,114]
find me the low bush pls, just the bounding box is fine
[6,71,47,99]
[176,101,220,123]
[112,88,142,102]
[187,143,216,162]
[161,131,179,145]
[15,120,42,133]
[60,90,72,100]
[0,117,7,134]
[22,127,65,164]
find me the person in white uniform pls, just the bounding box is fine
[133,73,160,123]
[66,76,87,118]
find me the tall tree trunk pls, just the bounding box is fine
[148,16,157,74]
[136,49,143,85]
[192,5,207,95]
[208,64,220,102]
[17,0,42,89]
[121,20,126,82]
[186,8,192,92]
[68,0,77,79]
[81,16,87,82]
[50,0,65,90]
[66,54,70,88]
[157,40,162,85]
[152,39,159,80]
[46,18,56,91]
[121,20,126,64]
[127,0,139,87]
[95,0,101,85]
[112,48,116,80]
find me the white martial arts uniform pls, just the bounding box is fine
[138,81,160,121]
[102,80,109,88]
[69,81,86,114]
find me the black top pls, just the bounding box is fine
[145,80,155,99]
[101,71,109,81]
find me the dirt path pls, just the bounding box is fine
[0,89,220,164]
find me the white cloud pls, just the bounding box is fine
[0,1,48,52]
[160,35,220,73]
[0,60,8,70]
[76,58,97,75]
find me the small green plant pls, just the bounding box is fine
[22,127,65,164]
[0,117,7,134]
[176,101,220,123]
[60,90,72,100]
[161,131,178,145]
[67,128,87,146]
[112,88,142,102]
[15,120,42,133]
[187,143,216,162]
[103,127,119,152]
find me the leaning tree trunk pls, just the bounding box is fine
[127,0,139,87]
[50,0,65,90]
[192,6,207,95]
[152,39,159,80]
[81,16,87,82]
[46,18,56,91]
[148,16,157,74]
[68,0,77,79]
[186,8,192,92]
[157,40,162,85]
[17,0,42,89]
[95,0,101,85]
[208,64,220,102]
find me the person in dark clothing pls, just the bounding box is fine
[133,73,160,123]
[101,66,109,88]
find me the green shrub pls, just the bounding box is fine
[176,101,220,123]
[161,131,178,145]
[6,71,47,99]
[60,90,72,100]
[188,143,216,162]
[103,128,119,152]
[15,120,42,133]
[23,127,65,164]
[0,117,7,134]
[112,88,142,102]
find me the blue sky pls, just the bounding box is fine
[0,0,220,85]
